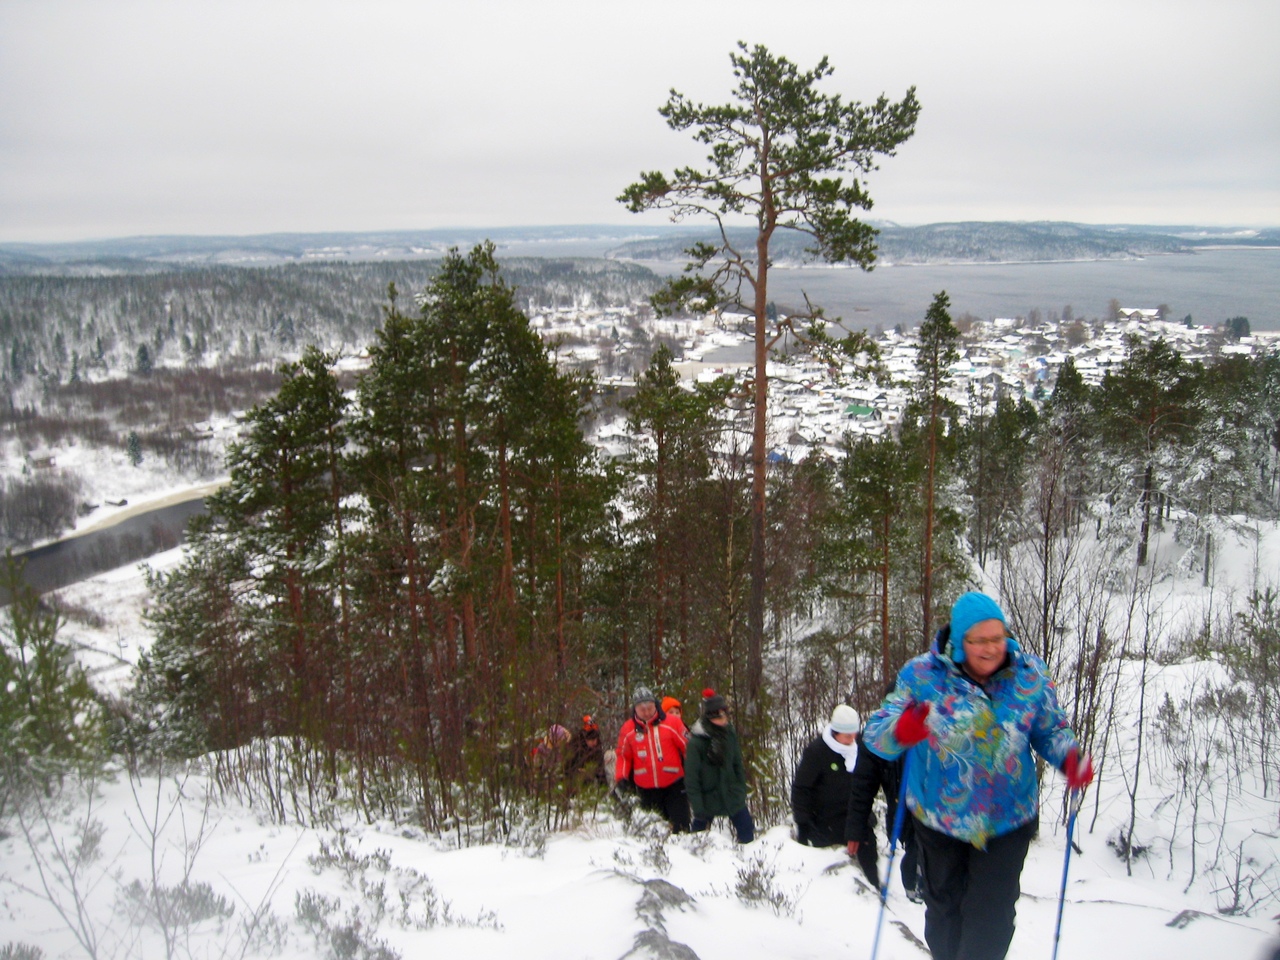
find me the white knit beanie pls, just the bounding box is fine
[830,704,861,734]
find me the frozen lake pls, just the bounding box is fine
[630,247,1280,332]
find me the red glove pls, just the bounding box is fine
[1063,748,1094,790]
[895,702,931,746]
[846,841,860,857]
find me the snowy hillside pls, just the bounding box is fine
[3,781,1276,960]
[3,511,1278,959]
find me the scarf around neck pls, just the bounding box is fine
[822,726,859,772]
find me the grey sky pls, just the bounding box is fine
[1,0,1277,243]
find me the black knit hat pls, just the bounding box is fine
[700,687,728,718]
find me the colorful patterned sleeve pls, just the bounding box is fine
[1024,654,1078,767]
[862,655,936,760]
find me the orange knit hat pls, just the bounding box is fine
[661,696,682,713]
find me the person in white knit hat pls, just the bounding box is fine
[790,703,862,848]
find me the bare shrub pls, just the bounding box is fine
[135,427,221,478]
[2,367,280,469]
[0,472,82,546]
[734,849,796,916]
[49,597,106,630]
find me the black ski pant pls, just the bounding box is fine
[915,817,1036,960]
[856,814,919,892]
[636,778,691,833]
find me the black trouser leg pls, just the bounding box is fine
[916,821,967,960]
[955,820,1035,960]
[856,829,881,888]
[636,781,689,833]
[900,818,920,890]
[661,778,690,833]
[915,819,1036,960]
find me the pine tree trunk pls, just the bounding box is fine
[747,231,770,722]
[1138,461,1154,566]
[881,512,891,686]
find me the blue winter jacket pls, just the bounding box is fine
[861,627,1080,848]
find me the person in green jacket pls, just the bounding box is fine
[685,688,755,842]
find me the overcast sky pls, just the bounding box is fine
[1,0,1277,243]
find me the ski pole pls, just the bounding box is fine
[1051,787,1083,960]
[870,748,913,960]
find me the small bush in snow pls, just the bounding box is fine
[295,890,400,960]
[118,877,234,931]
[734,849,795,917]
[1107,828,1151,862]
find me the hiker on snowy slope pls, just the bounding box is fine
[845,680,920,899]
[661,695,687,738]
[615,686,690,832]
[861,591,1094,960]
[563,715,607,791]
[791,703,861,848]
[685,688,755,843]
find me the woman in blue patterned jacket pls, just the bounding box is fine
[861,592,1094,960]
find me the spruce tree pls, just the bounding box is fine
[621,345,734,683]
[831,432,924,685]
[1,558,104,794]
[211,346,351,744]
[135,343,153,376]
[1094,337,1202,566]
[348,245,610,816]
[960,392,1038,570]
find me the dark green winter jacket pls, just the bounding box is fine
[685,719,748,817]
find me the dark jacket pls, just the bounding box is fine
[844,732,906,844]
[791,733,855,847]
[563,729,606,787]
[685,719,748,818]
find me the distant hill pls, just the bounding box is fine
[0,226,652,275]
[605,221,1280,266]
[2,222,1276,276]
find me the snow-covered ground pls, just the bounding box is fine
[2,764,1276,960]
[2,503,1276,958]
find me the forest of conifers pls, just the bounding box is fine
[3,244,1280,846]
[0,255,662,386]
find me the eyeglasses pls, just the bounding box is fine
[963,635,1009,648]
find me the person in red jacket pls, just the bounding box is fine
[615,686,690,832]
